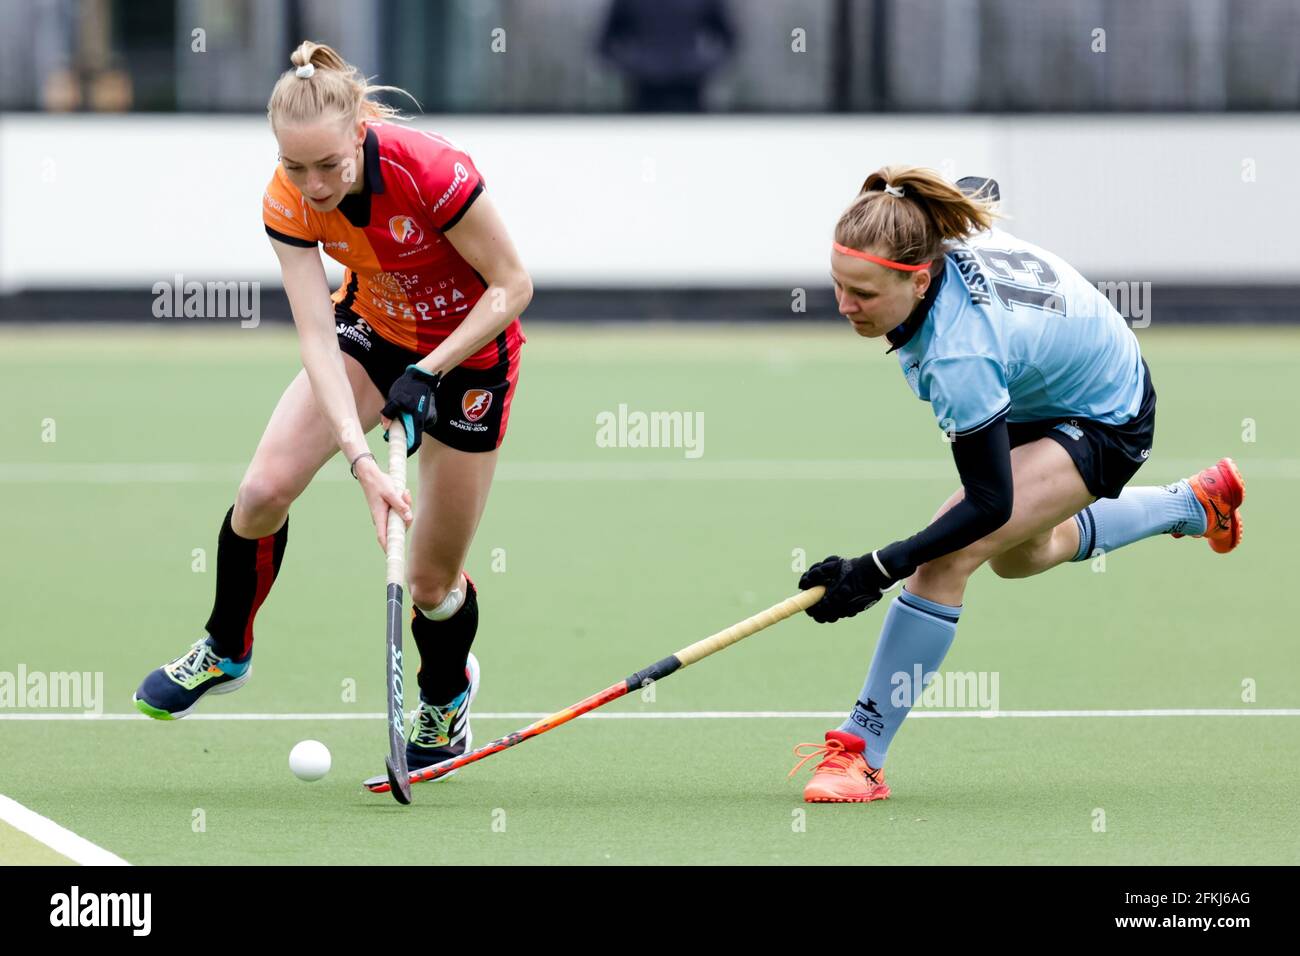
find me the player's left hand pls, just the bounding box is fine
[381,365,441,456]
[799,553,893,623]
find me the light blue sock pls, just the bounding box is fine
[1072,480,1206,561]
[840,589,961,768]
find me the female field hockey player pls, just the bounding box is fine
[789,168,1244,803]
[134,42,531,773]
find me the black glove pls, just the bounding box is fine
[798,553,893,623]
[382,365,441,456]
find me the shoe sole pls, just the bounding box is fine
[1209,457,1245,553]
[132,666,251,721]
[805,788,891,803]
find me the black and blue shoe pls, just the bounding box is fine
[133,636,251,720]
[406,652,480,777]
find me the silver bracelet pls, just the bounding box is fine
[349,451,376,479]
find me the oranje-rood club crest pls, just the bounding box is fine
[462,389,492,422]
[389,215,424,246]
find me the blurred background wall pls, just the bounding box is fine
[5,0,1300,113]
[1,0,1297,321]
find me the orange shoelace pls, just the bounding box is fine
[788,739,855,778]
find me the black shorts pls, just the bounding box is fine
[1007,358,1155,500]
[334,304,520,453]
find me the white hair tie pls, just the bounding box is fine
[883,183,905,198]
[295,63,315,78]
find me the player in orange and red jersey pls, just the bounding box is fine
[134,42,530,772]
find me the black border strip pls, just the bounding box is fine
[265,225,317,248]
[955,404,1012,437]
[3,285,1297,324]
[897,591,961,623]
[441,181,484,232]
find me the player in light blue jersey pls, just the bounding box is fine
[787,167,1245,804]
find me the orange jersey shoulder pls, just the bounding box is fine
[262,166,318,245]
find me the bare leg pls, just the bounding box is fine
[906,438,1095,605]
[233,355,385,538]
[987,516,1084,579]
[405,442,500,609]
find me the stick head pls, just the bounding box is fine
[385,757,412,804]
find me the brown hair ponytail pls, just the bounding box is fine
[835,166,999,271]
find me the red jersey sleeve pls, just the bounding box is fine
[262,166,318,247]
[414,134,486,232]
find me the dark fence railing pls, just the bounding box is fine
[2,0,1299,113]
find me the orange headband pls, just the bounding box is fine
[832,241,931,272]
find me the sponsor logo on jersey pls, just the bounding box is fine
[430,162,471,217]
[389,215,424,246]
[903,359,922,396]
[461,388,492,423]
[264,191,297,222]
[336,317,373,351]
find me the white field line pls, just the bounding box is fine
[0,794,130,866]
[2,459,1298,483]
[1,709,1297,721]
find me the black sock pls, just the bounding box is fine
[203,506,288,661]
[412,578,478,702]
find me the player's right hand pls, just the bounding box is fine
[798,554,891,623]
[381,365,441,456]
[355,457,413,551]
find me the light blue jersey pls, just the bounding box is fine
[891,228,1145,437]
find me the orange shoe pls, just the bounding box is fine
[789,730,890,803]
[1172,457,1245,554]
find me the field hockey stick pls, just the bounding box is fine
[382,419,412,804]
[362,584,826,793]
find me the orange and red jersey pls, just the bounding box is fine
[262,121,523,369]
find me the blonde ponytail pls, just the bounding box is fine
[268,41,418,130]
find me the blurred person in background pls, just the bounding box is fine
[599,0,736,112]
[34,0,133,110]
